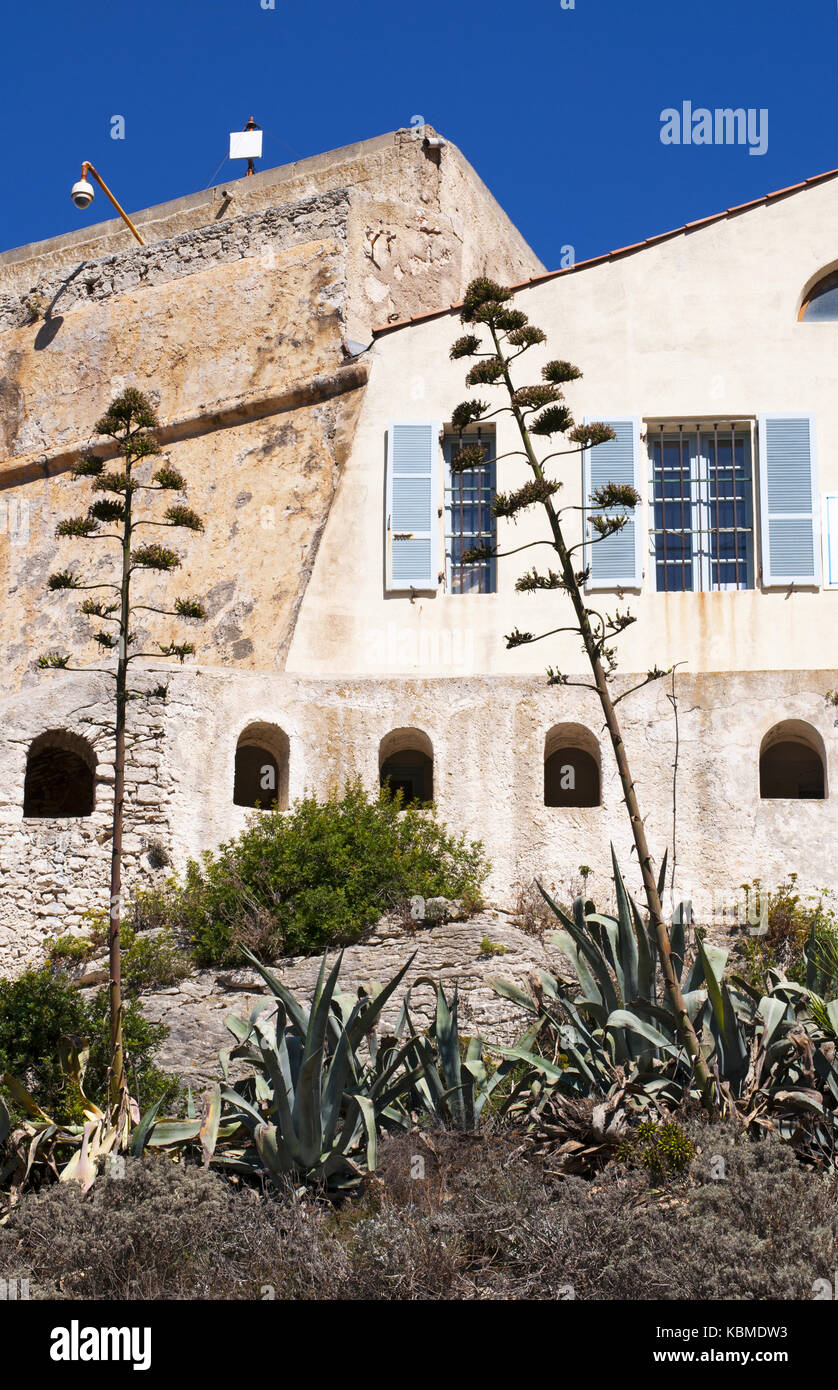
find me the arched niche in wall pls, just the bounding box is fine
[544,723,601,808]
[379,727,434,804]
[759,720,826,800]
[234,722,290,810]
[23,730,96,818]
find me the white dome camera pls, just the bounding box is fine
[70,179,95,210]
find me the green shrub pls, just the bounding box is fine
[736,876,838,991]
[0,966,179,1122]
[162,781,489,965]
[46,914,191,997]
[478,936,506,957]
[121,927,192,995]
[616,1119,695,1177]
[46,934,96,964]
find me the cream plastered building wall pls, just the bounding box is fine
[290,172,838,680]
[286,171,838,916]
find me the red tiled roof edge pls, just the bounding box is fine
[373,165,838,337]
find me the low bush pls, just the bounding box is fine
[0,966,179,1122]
[120,927,192,995]
[160,781,489,965]
[46,934,96,965]
[3,1124,835,1300]
[735,875,838,992]
[616,1118,695,1178]
[48,915,192,996]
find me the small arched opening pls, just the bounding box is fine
[544,723,601,808]
[759,721,826,800]
[234,722,290,810]
[379,727,434,805]
[23,731,96,818]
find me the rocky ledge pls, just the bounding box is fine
[128,910,567,1089]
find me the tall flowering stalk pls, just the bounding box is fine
[39,388,207,1110]
[448,279,713,1109]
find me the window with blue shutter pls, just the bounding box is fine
[583,418,642,589]
[385,421,440,592]
[757,416,820,587]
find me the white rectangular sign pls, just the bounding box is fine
[229,130,263,161]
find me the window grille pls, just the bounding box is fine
[649,423,754,592]
[442,430,497,594]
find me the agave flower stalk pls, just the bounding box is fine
[449,280,714,1109]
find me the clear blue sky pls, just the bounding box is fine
[2,0,837,269]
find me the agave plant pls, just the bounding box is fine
[205,947,427,1186]
[493,849,697,1104]
[0,1036,134,1215]
[397,977,524,1129]
[491,850,838,1163]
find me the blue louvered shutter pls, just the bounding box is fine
[386,421,439,591]
[583,418,642,589]
[758,416,820,587]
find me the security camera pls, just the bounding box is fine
[70,179,95,210]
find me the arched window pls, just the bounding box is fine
[759,721,826,799]
[799,269,838,321]
[544,724,601,808]
[379,728,433,804]
[234,722,289,810]
[23,731,96,818]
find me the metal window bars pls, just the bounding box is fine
[443,429,497,594]
[649,422,754,592]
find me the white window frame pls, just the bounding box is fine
[647,423,756,593]
[442,428,497,594]
[823,494,838,590]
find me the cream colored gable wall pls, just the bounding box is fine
[288,177,838,677]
